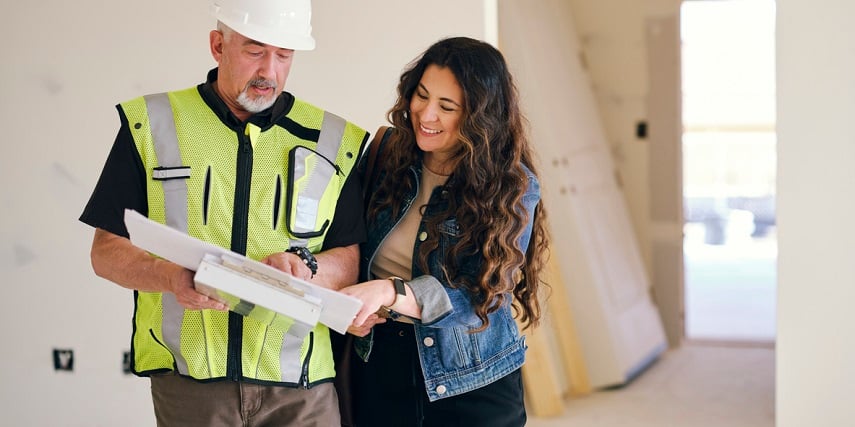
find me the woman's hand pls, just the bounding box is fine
[341,279,397,327]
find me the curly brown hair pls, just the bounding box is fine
[367,37,550,331]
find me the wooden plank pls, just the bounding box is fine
[520,250,594,416]
[544,252,593,397]
[520,316,565,417]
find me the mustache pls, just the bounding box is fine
[245,78,277,91]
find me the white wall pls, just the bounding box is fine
[564,0,682,273]
[289,1,492,134]
[776,1,855,425]
[0,1,488,425]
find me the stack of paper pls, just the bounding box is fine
[195,253,322,337]
[124,209,362,336]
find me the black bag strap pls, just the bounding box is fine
[363,126,393,205]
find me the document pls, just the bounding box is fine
[123,209,362,335]
[194,253,322,338]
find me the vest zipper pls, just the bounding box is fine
[234,134,252,251]
[300,332,315,388]
[227,131,253,381]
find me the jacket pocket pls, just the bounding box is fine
[437,218,461,255]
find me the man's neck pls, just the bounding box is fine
[212,80,252,122]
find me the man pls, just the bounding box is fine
[79,0,368,425]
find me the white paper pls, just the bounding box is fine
[124,209,362,334]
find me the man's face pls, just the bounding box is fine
[210,29,294,121]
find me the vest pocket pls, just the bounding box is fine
[285,146,340,239]
[273,174,282,230]
[203,166,211,225]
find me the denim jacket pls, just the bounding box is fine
[355,161,541,401]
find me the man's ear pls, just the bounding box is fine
[210,30,224,62]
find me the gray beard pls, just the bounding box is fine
[237,90,276,113]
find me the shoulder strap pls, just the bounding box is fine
[363,126,393,204]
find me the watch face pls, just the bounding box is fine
[392,277,406,295]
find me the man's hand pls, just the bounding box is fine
[346,313,386,337]
[260,244,359,291]
[167,267,228,311]
[91,228,227,311]
[260,251,314,281]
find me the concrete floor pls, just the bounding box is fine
[526,224,777,426]
[527,343,775,427]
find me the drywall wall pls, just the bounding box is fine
[776,0,855,425]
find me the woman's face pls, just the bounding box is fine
[409,64,464,171]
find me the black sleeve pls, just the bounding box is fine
[321,169,367,250]
[78,106,148,238]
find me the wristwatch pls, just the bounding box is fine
[387,276,407,308]
[285,246,318,278]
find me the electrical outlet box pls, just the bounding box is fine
[53,349,74,371]
[636,121,648,139]
[122,351,132,374]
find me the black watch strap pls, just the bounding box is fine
[285,246,318,278]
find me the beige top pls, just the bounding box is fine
[371,166,450,281]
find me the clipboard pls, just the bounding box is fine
[123,209,362,335]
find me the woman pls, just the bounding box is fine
[340,36,550,427]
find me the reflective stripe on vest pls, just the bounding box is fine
[142,93,191,375]
[287,111,346,247]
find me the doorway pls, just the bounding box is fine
[680,0,777,343]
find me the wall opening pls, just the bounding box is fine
[680,0,777,343]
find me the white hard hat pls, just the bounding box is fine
[211,0,315,51]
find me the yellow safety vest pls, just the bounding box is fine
[120,87,367,386]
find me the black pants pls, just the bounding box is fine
[350,321,526,427]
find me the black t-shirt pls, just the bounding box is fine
[80,71,366,251]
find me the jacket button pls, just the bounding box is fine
[418,231,428,241]
[423,337,434,347]
[436,385,447,395]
